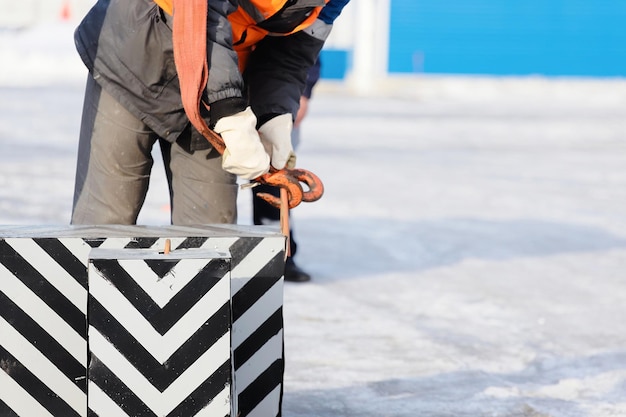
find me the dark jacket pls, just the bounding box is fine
[74,0,348,145]
[303,58,322,99]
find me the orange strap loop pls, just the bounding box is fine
[172,0,226,154]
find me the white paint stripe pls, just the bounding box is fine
[96,237,133,249]
[90,328,231,416]
[200,237,238,253]
[88,381,129,417]
[195,385,232,417]
[0,263,86,363]
[230,238,283,289]
[235,329,283,392]
[0,317,86,415]
[6,239,87,312]
[0,370,57,417]
[58,237,91,268]
[245,384,282,417]
[89,263,230,363]
[232,279,283,348]
[117,258,218,308]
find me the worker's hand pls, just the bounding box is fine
[214,107,270,179]
[258,113,297,170]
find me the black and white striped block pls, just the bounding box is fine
[0,225,286,417]
[88,248,233,417]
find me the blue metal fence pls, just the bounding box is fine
[389,0,626,76]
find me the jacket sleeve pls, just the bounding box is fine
[318,0,350,24]
[244,0,351,125]
[205,0,248,124]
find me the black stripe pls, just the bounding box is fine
[0,346,83,417]
[0,291,86,391]
[35,238,89,289]
[124,237,159,249]
[83,237,163,250]
[90,258,229,334]
[83,238,105,248]
[89,297,230,391]
[176,237,209,249]
[143,258,181,278]
[232,255,284,322]
[237,359,284,417]
[166,360,232,417]
[228,237,264,269]
[124,238,178,277]
[234,307,283,369]
[257,250,287,279]
[143,237,212,276]
[0,240,85,336]
[0,398,19,417]
[89,354,154,416]
[88,354,232,417]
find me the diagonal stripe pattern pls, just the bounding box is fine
[0,227,286,417]
[87,249,232,417]
[0,238,87,417]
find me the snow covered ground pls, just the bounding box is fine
[2,22,626,417]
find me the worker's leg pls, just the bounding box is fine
[165,134,238,225]
[72,76,157,224]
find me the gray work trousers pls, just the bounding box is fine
[71,76,238,225]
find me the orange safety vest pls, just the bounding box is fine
[154,0,327,70]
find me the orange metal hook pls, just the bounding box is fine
[254,169,304,209]
[289,168,324,203]
[253,167,324,209]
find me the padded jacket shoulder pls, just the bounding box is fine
[75,0,244,143]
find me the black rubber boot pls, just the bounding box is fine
[284,257,311,282]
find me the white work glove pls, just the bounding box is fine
[214,107,270,179]
[258,113,297,169]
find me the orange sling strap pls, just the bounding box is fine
[170,0,324,218]
[171,0,293,251]
[171,0,226,154]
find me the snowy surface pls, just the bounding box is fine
[2,22,626,417]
